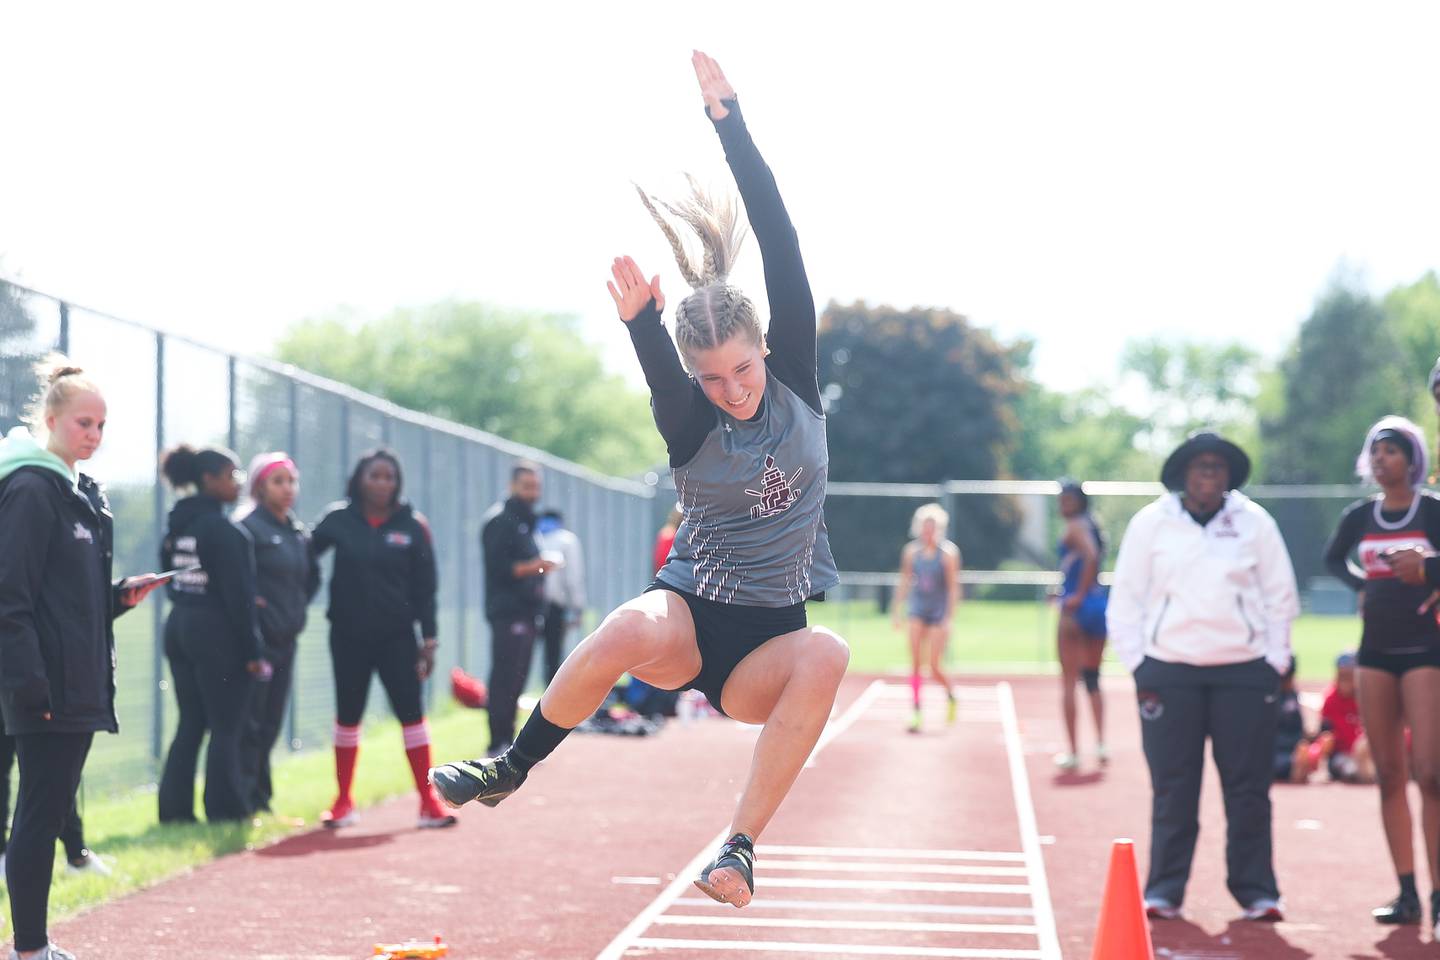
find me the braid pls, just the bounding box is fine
[635,185,704,289]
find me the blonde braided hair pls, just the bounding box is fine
[636,178,762,373]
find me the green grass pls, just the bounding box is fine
[13,599,1362,936]
[817,598,1361,683]
[1,704,491,941]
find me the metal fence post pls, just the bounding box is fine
[339,400,351,477]
[226,355,237,452]
[152,333,167,770]
[457,438,469,671]
[58,301,70,355]
[287,376,300,751]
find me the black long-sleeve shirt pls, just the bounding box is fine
[239,507,321,644]
[480,496,543,621]
[626,97,822,467]
[1323,492,1440,652]
[162,494,264,667]
[313,500,438,640]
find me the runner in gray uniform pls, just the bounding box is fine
[430,51,851,911]
[890,504,960,732]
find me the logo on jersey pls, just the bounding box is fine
[1214,514,1239,538]
[72,522,94,543]
[744,455,803,520]
[385,531,413,548]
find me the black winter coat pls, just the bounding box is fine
[0,467,130,735]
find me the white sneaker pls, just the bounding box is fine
[1241,897,1284,922]
[417,813,458,829]
[65,851,112,877]
[1096,743,1110,766]
[1053,752,1079,771]
[8,943,78,959]
[1145,897,1182,920]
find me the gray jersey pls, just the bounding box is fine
[657,377,839,607]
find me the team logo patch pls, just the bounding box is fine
[744,455,803,520]
[1138,691,1164,721]
[72,522,94,543]
[385,531,413,548]
[1214,514,1239,538]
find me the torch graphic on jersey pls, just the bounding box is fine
[745,455,803,519]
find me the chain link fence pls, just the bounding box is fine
[0,279,657,795]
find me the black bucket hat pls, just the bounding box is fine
[1160,430,1251,492]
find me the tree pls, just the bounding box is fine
[276,301,665,476]
[1119,337,1263,460]
[0,280,40,432]
[816,300,1025,572]
[1383,271,1440,427]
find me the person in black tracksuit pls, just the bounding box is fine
[236,452,320,813]
[0,720,95,872]
[312,449,453,829]
[156,444,268,824]
[480,461,548,755]
[0,363,163,960]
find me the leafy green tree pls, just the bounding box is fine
[1383,271,1440,427]
[816,300,1025,572]
[0,280,40,432]
[276,301,665,476]
[1119,337,1263,460]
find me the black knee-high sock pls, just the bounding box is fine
[1399,872,1417,899]
[509,706,572,772]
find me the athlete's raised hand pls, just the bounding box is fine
[607,256,664,322]
[692,50,735,120]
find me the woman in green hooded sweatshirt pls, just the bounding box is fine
[0,358,164,960]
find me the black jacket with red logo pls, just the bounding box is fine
[313,500,438,640]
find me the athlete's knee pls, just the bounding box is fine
[1081,668,1101,694]
[1413,763,1440,800]
[587,607,668,666]
[1376,762,1409,799]
[802,627,850,680]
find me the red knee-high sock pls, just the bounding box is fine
[334,723,361,802]
[403,720,435,798]
[910,672,922,708]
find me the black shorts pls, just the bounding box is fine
[644,581,808,717]
[1357,646,1440,677]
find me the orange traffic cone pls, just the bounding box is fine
[1090,839,1155,960]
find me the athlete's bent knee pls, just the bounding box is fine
[1376,764,1409,800]
[1081,668,1100,694]
[1413,764,1440,800]
[804,627,850,680]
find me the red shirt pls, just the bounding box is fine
[1321,684,1363,753]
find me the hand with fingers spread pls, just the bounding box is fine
[692,49,736,120]
[607,256,664,322]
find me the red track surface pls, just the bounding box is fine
[52,675,1437,958]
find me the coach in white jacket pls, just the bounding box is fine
[1108,431,1300,923]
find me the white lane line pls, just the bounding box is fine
[628,939,1043,959]
[758,878,1030,894]
[759,860,1029,877]
[759,845,1025,862]
[595,679,888,960]
[996,682,1062,960]
[672,898,1036,917]
[653,915,1040,935]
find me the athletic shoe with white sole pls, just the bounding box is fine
[907,709,922,734]
[321,797,359,829]
[8,943,77,960]
[694,833,755,908]
[1241,898,1284,922]
[1096,742,1110,766]
[1053,752,1079,772]
[428,752,527,808]
[65,851,112,877]
[1144,897,1182,920]
[1373,892,1421,924]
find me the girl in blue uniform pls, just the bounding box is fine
[1055,481,1108,770]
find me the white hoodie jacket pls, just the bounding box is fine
[1107,491,1299,674]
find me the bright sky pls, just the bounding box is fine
[3,2,1438,394]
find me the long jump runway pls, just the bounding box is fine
[52,678,1058,959]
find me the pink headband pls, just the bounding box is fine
[250,455,298,497]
